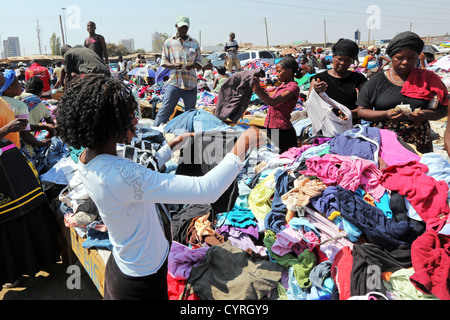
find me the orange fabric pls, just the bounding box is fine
[0,98,20,147]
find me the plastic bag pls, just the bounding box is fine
[304,90,353,137]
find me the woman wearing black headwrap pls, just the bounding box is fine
[356,31,448,154]
[309,38,367,122]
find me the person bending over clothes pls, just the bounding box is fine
[55,74,264,300]
[251,56,301,153]
[356,31,448,154]
[309,38,367,123]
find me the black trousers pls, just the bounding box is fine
[103,253,169,300]
[266,127,298,154]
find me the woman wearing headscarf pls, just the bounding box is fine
[309,39,367,122]
[356,31,448,154]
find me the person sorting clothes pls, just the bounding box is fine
[356,31,448,154]
[55,74,263,300]
[309,38,367,122]
[251,57,302,154]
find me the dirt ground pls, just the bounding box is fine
[0,261,103,300]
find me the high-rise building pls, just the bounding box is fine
[119,39,135,52]
[3,37,21,57]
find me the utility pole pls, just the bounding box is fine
[264,18,270,50]
[36,19,43,55]
[410,23,413,32]
[59,15,66,45]
[323,19,327,48]
[62,8,68,43]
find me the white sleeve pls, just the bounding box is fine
[155,144,173,167]
[109,153,243,205]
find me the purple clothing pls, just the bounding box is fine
[265,81,300,130]
[168,242,209,280]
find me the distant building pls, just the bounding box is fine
[3,37,21,58]
[119,39,135,52]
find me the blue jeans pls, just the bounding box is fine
[154,84,197,126]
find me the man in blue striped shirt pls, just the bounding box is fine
[154,15,203,126]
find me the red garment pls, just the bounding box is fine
[410,230,450,300]
[25,63,51,93]
[167,274,201,300]
[401,67,449,106]
[380,161,449,232]
[330,246,353,300]
[264,80,300,130]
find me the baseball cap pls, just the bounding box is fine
[176,15,190,28]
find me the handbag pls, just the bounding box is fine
[0,140,47,224]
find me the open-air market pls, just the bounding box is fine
[1,0,450,306]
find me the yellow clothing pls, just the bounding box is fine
[0,97,20,147]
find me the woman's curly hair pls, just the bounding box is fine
[55,74,137,149]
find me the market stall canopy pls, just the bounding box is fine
[6,54,63,62]
[280,47,300,55]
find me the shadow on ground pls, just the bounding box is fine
[1,261,102,300]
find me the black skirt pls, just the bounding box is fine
[266,127,298,154]
[103,253,169,300]
[0,202,60,285]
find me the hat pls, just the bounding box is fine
[367,45,377,52]
[0,69,16,96]
[386,31,424,57]
[176,15,190,28]
[331,38,359,60]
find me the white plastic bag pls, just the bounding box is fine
[304,90,353,137]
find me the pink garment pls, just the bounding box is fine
[379,129,421,166]
[265,80,300,129]
[278,146,308,160]
[300,154,385,201]
[271,226,308,256]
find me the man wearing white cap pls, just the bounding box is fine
[154,15,203,126]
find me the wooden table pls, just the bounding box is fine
[69,227,109,297]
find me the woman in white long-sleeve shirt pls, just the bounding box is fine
[55,74,263,300]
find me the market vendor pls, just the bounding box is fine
[309,38,367,122]
[55,74,264,300]
[356,31,448,154]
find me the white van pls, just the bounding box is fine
[237,50,276,67]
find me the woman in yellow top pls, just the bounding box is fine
[362,45,390,78]
[0,72,28,146]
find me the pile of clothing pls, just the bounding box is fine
[166,123,450,301]
[46,111,450,301]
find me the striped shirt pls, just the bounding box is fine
[161,35,202,90]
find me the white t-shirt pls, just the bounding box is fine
[77,146,243,277]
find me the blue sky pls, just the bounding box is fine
[1,0,449,56]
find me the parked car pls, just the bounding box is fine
[206,52,227,67]
[237,50,276,67]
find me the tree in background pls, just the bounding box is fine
[107,43,129,58]
[152,32,169,53]
[49,33,61,56]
